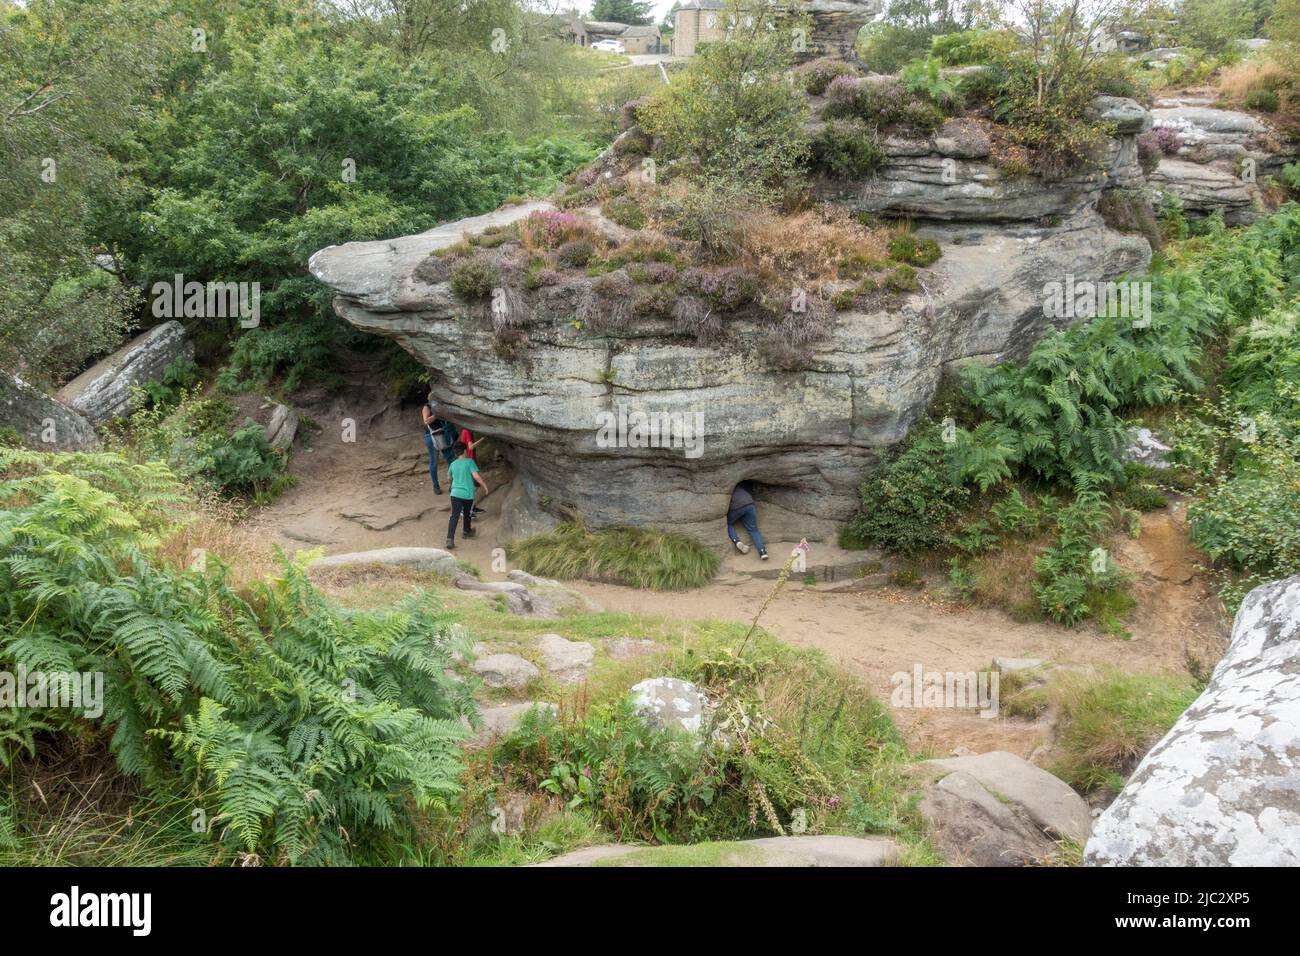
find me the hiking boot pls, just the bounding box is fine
[434,487,443,495]
[445,539,455,550]
[759,549,769,560]
[464,529,477,539]
[732,539,750,554]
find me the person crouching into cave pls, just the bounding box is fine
[421,400,457,495]
[446,440,488,550]
[726,481,768,560]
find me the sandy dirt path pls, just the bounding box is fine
[248,386,1229,757]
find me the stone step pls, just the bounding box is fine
[720,542,886,582]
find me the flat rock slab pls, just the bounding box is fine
[993,657,1046,673]
[532,836,900,867]
[926,751,1091,844]
[466,702,556,748]
[471,653,540,689]
[308,547,460,576]
[918,769,1059,866]
[535,633,594,683]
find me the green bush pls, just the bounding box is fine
[809,120,887,180]
[844,425,970,558]
[450,256,500,299]
[638,17,809,194]
[0,448,476,865]
[601,195,647,230]
[888,233,942,267]
[1244,88,1281,112]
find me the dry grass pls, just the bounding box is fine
[156,493,278,592]
[967,539,1045,621]
[1218,58,1291,102]
[736,207,891,284]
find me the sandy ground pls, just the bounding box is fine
[248,379,1229,757]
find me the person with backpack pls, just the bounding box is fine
[446,440,488,549]
[726,481,768,560]
[421,400,457,495]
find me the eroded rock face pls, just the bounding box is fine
[1085,574,1300,866]
[54,321,193,425]
[312,208,1148,544]
[0,372,101,452]
[1148,106,1298,224]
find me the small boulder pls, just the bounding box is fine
[993,657,1046,674]
[1123,427,1172,470]
[536,633,594,684]
[466,702,556,748]
[471,653,540,689]
[265,402,299,451]
[605,637,661,661]
[308,547,461,578]
[630,677,713,735]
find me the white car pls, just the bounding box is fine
[589,39,625,54]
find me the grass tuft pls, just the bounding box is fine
[507,523,719,590]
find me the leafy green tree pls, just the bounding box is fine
[638,6,809,193]
[590,0,655,25]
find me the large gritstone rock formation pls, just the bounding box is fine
[1085,574,1300,866]
[306,93,1191,545]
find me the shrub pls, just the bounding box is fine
[900,56,963,112]
[1135,132,1163,174]
[601,194,647,230]
[1153,125,1185,155]
[809,120,887,180]
[887,233,942,267]
[521,210,589,250]
[801,57,859,96]
[0,449,476,865]
[843,425,970,557]
[681,267,760,312]
[825,78,945,136]
[556,239,596,268]
[1244,88,1281,112]
[507,523,719,590]
[930,29,1018,67]
[450,256,499,299]
[885,264,919,292]
[637,17,809,193]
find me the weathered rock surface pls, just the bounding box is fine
[535,633,594,683]
[0,372,101,452]
[466,701,556,748]
[54,321,193,424]
[913,750,1090,866]
[1085,574,1300,866]
[265,402,299,451]
[532,835,900,867]
[471,653,541,689]
[1123,426,1172,469]
[313,208,1149,545]
[630,677,713,735]
[1147,106,1298,224]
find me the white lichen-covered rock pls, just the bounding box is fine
[1123,426,1172,469]
[630,677,713,735]
[54,321,193,424]
[1085,574,1300,866]
[0,372,100,451]
[265,402,299,451]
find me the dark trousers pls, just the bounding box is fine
[726,503,766,552]
[448,496,474,541]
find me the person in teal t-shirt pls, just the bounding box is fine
[446,440,488,549]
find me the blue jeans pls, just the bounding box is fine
[423,433,456,491]
[727,503,765,553]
